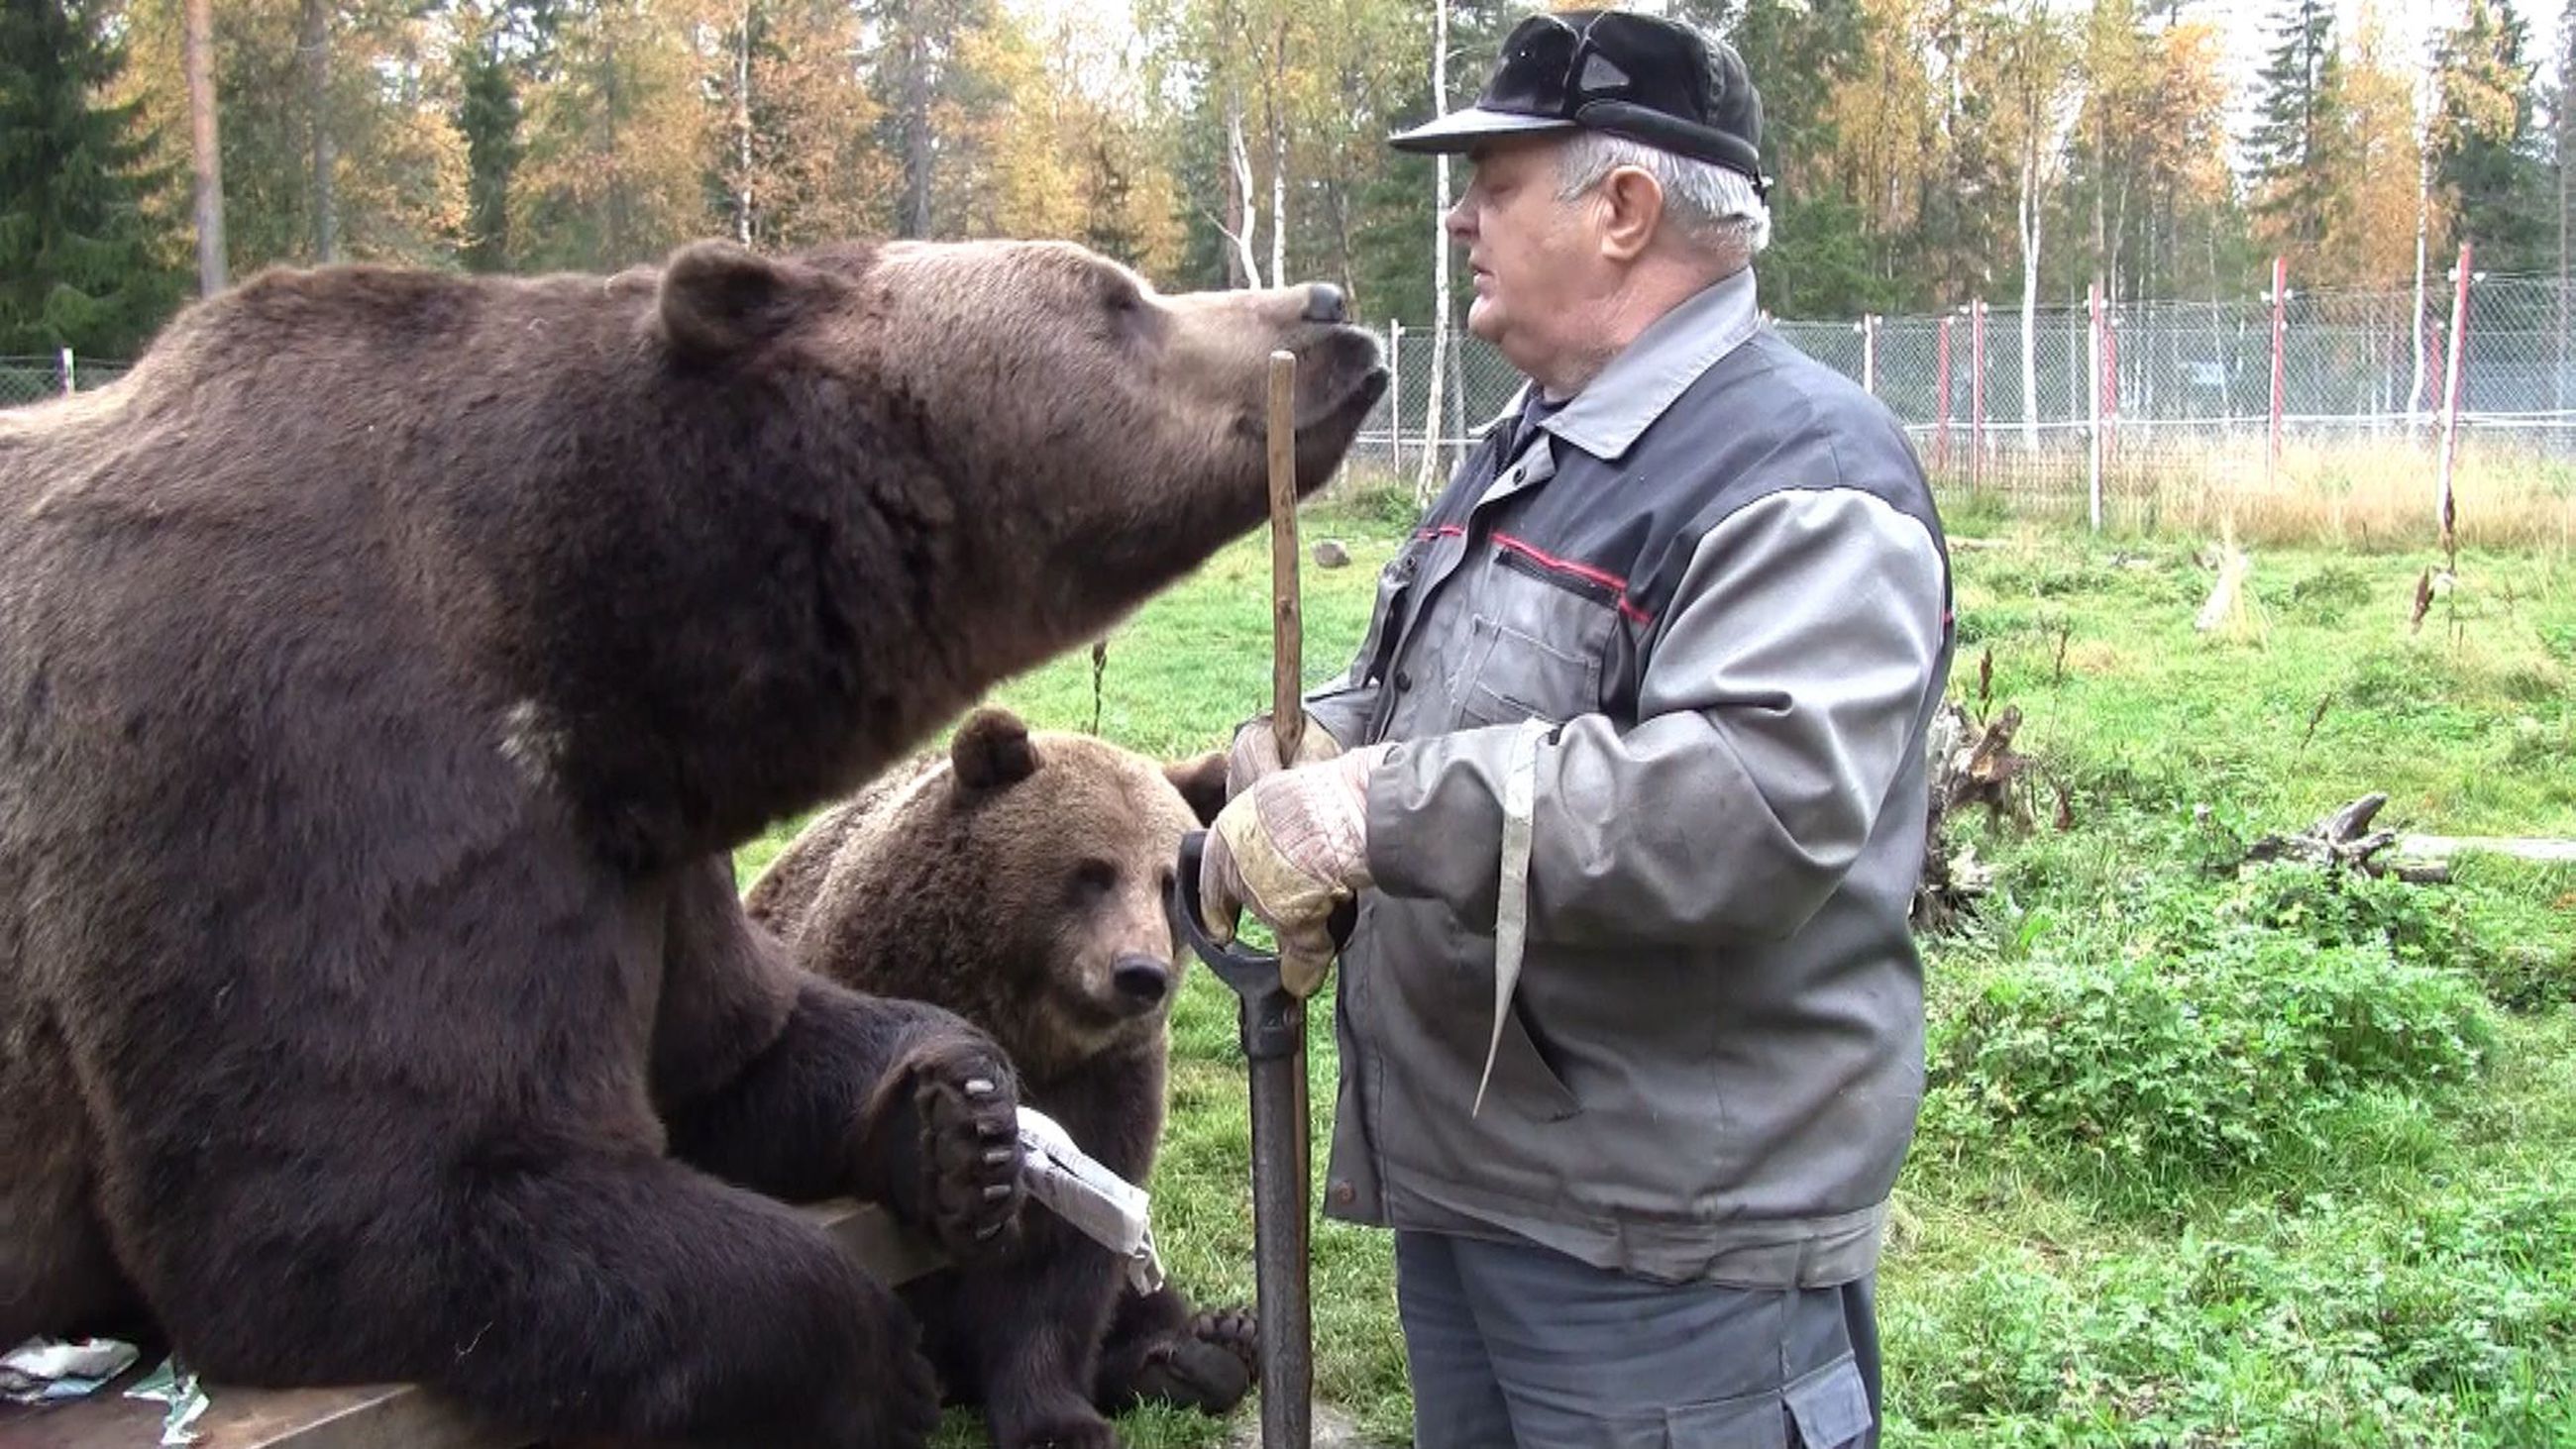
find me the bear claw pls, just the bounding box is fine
[873,1035,1027,1257]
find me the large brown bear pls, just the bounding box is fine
[746,706,1245,1449]
[0,239,1382,1449]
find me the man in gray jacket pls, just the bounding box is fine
[1200,11,1953,1446]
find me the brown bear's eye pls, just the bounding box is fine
[1068,859,1120,904]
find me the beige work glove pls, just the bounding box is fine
[1225,712,1345,800]
[1199,744,1388,997]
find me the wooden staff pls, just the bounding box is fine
[1268,352,1305,763]
[1250,348,1314,1448]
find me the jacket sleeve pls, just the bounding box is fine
[1300,673,1380,755]
[1364,486,1949,946]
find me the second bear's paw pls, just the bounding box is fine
[998,1405,1122,1449]
[1134,1305,1258,1415]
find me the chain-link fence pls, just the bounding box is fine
[19,270,2575,544]
[0,353,131,407]
[1343,270,2576,545]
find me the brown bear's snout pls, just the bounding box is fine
[1111,954,1173,1011]
[1302,283,1346,325]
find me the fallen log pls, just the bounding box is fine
[2244,793,2448,883]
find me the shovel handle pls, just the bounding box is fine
[1165,831,1354,1062]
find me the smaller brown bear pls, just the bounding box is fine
[745,706,1249,1449]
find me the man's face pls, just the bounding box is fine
[1446,136,1603,386]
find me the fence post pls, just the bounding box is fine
[1935,315,1953,474]
[59,347,75,396]
[2268,256,2288,484]
[1387,319,1403,479]
[1971,300,1987,491]
[2439,242,2473,554]
[2424,312,2445,436]
[2103,307,2119,471]
[2087,279,2103,533]
[1861,314,1877,396]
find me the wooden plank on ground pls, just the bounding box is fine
[1,1201,939,1449]
[2396,834,2576,866]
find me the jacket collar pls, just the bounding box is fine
[1532,265,1763,463]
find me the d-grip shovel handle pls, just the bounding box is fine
[1167,830,1355,1061]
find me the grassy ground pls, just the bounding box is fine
[734,496,2576,1449]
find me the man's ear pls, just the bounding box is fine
[1596,164,1666,263]
[657,240,804,362]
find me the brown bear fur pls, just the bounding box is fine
[0,238,1382,1449]
[746,707,1241,1449]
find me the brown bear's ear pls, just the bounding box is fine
[657,240,802,362]
[950,707,1039,793]
[1163,751,1228,825]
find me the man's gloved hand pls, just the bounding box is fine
[1225,712,1344,800]
[1200,744,1389,989]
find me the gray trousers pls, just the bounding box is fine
[1394,1230,1880,1449]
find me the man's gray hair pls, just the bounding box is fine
[1554,132,1771,259]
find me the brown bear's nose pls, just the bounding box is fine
[1112,955,1172,1008]
[1302,283,1346,325]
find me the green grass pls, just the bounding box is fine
[736,506,2576,1448]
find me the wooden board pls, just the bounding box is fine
[2397,834,2576,866]
[1,1201,942,1449]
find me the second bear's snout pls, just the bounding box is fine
[1111,955,1173,1009]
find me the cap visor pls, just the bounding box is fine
[1387,107,1577,154]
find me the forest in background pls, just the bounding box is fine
[4,0,2573,362]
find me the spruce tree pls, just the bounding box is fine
[454,2,555,274]
[457,42,524,272]
[0,0,185,359]
[2432,0,2549,273]
[2246,0,2344,254]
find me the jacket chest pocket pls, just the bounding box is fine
[1448,556,1616,731]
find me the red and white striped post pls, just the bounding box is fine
[1387,318,1404,479]
[1970,300,1987,490]
[2424,313,2446,419]
[1935,315,1954,474]
[2087,279,2104,533]
[2102,306,2120,471]
[2268,255,2288,483]
[2439,242,2473,553]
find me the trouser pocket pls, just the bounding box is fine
[1658,1353,1872,1449]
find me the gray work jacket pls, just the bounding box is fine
[1308,269,1954,1288]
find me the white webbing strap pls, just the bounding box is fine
[1472,718,1553,1117]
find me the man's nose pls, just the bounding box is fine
[1444,198,1475,242]
[1302,282,1346,324]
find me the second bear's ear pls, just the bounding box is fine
[951,707,1039,793]
[656,241,802,362]
[1163,751,1228,825]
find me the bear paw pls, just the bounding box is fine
[818,1327,945,1449]
[998,1408,1123,1449]
[868,1033,1027,1258]
[1134,1306,1259,1415]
